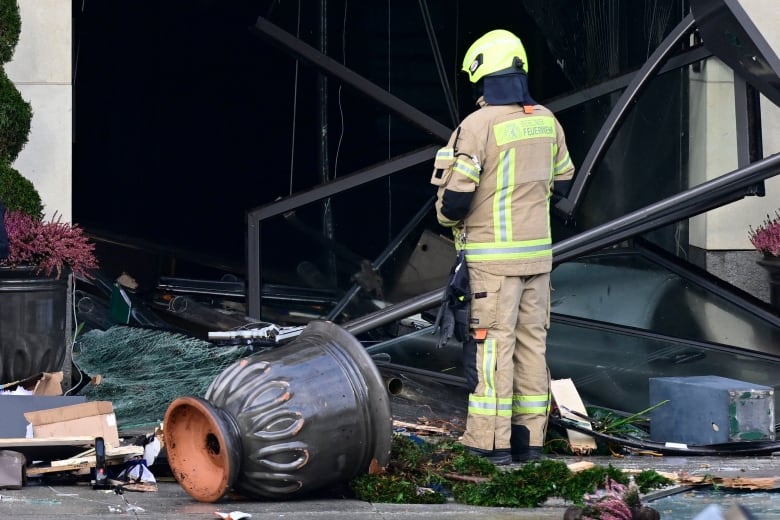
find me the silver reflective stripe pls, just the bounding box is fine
[495,149,515,242]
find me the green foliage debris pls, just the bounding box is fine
[350,434,672,508]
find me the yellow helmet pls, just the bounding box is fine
[461,29,528,84]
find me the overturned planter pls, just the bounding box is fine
[164,320,393,502]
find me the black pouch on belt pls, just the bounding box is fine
[433,250,471,348]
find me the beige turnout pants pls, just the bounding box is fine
[460,267,551,451]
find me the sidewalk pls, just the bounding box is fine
[2,481,566,519]
[3,454,778,519]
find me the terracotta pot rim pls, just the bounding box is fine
[164,396,240,503]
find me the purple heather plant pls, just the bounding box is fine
[2,209,98,279]
[749,210,780,257]
[579,478,634,520]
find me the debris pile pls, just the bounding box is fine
[349,434,672,508]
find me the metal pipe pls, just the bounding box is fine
[343,288,442,336]
[342,152,780,333]
[553,152,780,264]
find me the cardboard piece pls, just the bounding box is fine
[0,395,87,438]
[550,378,598,454]
[24,401,119,448]
[1,371,64,396]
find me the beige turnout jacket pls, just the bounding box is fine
[432,100,575,276]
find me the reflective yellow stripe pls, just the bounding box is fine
[453,157,480,182]
[513,394,550,415]
[468,394,497,416]
[436,148,454,161]
[554,152,572,175]
[493,149,515,242]
[497,397,513,417]
[468,399,512,416]
[482,339,496,397]
[493,116,556,146]
[467,395,512,417]
[468,339,502,416]
[464,238,552,262]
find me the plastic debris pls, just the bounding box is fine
[214,512,252,520]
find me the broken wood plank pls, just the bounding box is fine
[677,474,780,490]
[0,436,94,461]
[0,436,93,447]
[50,445,143,467]
[27,463,93,475]
[567,461,595,473]
[551,379,598,454]
[392,419,452,436]
[27,449,142,476]
[443,472,490,483]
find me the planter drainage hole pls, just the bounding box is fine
[205,433,221,455]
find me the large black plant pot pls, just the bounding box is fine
[164,320,393,503]
[0,266,68,383]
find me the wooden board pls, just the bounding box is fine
[678,473,780,490]
[0,437,94,461]
[50,445,143,467]
[27,445,144,476]
[550,379,598,454]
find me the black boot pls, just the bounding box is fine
[511,424,542,463]
[466,447,512,466]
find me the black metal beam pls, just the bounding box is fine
[418,0,458,126]
[635,237,780,326]
[326,197,435,321]
[343,152,780,333]
[691,0,780,107]
[553,152,780,265]
[554,14,697,219]
[246,145,439,318]
[546,45,712,113]
[247,145,438,223]
[344,287,443,336]
[251,16,452,143]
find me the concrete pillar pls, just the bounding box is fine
[5,0,72,222]
[687,55,780,303]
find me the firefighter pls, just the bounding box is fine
[431,29,575,465]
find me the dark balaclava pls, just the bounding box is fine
[477,57,536,106]
[482,72,536,106]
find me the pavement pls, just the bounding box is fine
[2,455,779,519]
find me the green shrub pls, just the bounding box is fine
[0,0,21,64]
[0,161,42,217]
[0,69,32,162]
